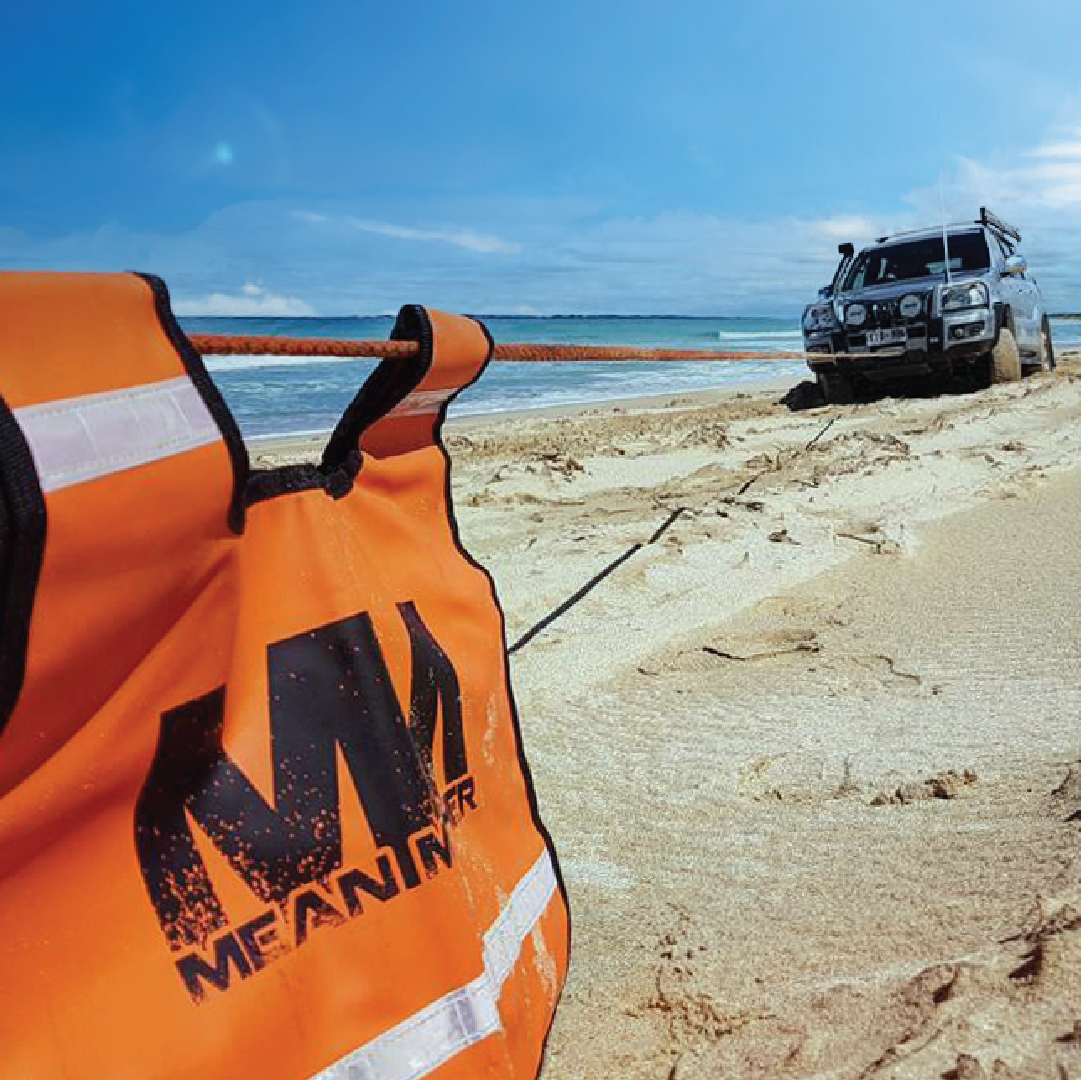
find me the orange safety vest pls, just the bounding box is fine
[0,272,569,1080]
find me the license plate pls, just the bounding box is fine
[867,328,906,346]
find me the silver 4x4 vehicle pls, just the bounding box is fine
[802,207,1055,402]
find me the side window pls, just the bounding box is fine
[846,259,868,290]
[987,231,1007,267]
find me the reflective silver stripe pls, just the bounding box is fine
[14,377,220,493]
[315,849,559,1080]
[385,388,457,419]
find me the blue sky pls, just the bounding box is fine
[4,0,1081,314]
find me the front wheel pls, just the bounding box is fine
[990,326,1021,384]
[817,371,856,404]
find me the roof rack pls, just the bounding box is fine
[873,222,981,244]
[979,207,1021,244]
[868,210,1023,248]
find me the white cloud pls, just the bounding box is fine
[0,208,885,315]
[1023,139,1081,160]
[535,209,898,313]
[901,114,1081,308]
[807,215,879,242]
[294,210,520,254]
[7,119,1081,316]
[175,283,316,317]
[908,122,1081,214]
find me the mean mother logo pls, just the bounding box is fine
[134,602,478,1003]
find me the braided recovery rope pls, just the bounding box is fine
[189,334,830,363]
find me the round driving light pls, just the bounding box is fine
[899,294,922,319]
[846,303,867,327]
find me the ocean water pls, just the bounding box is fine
[178,314,1081,440]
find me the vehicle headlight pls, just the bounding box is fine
[899,293,922,319]
[940,281,989,312]
[845,303,867,327]
[803,304,837,332]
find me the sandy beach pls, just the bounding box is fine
[258,358,1081,1079]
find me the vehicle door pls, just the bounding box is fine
[1014,253,1040,350]
[1020,261,1046,351]
[996,233,1039,349]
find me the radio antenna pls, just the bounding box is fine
[940,176,952,285]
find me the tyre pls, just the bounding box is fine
[990,325,1021,384]
[1040,314,1056,371]
[817,371,856,404]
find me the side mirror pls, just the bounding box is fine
[1003,254,1027,277]
[818,286,834,299]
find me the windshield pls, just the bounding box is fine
[842,230,990,290]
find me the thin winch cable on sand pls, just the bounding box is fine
[506,417,836,653]
[508,507,687,655]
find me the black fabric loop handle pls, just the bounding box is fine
[137,273,251,534]
[0,399,47,738]
[320,305,435,478]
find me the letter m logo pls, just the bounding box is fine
[134,601,466,951]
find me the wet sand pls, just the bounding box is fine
[261,356,1081,1079]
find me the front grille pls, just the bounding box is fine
[868,301,896,329]
[851,293,931,330]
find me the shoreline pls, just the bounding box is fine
[247,374,800,464]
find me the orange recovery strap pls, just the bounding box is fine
[0,272,570,1080]
[186,333,812,362]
